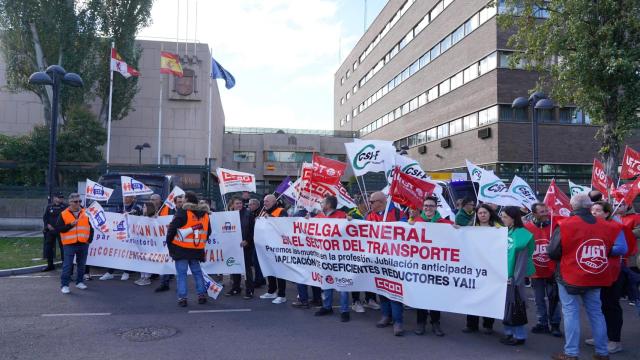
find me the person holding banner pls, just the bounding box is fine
[499,206,535,346]
[155,195,184,293]
[226,196,256,299]
[524,203,563,338]
[411,195,454,337]
[166,192,211,307]
[259,194,289,304]
[134,202,157,286]
[248,198,266,289]
[99,195,142,281]
[455,197,476,226]
[463,204,501,335]
[55,193,93,294]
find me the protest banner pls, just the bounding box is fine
[85,179,113,201]
[568,180,591,197]
[216,168,257,194]
[345,139,396,176]
[85,201,110,234]
[477,170,521,207]
[254,217,508,318]
[591,159,611,195]
[620,145,640,180]
[87,211,244,274]
[121,176,154,196]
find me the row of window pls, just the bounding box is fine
[349,0,456,98]
[345,1,496,126]
[358,51,499,135]
[232,152,346,163]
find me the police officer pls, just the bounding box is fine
[42,192,67,271]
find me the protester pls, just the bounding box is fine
[524,203,562,337]
[155,195,183,293]
[616,203,640,314]
[259,194,288,304]
[455,197,476,226]
[463,204,501,335]
[410,195,454,337]
[134,202,157,286]
[549,193,626,360]
[165,191,210,307]
[226,196,256,299]
[42,192,67,271]
[248,198,266,289]
[365,191,405,336]
[311,196,351,322]
[241,191,252,209]
[100,195,142,281]
[292,206,322,309]
[499,206,535,346]
[55,193,92,294]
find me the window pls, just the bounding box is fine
[401,102,410,116]
[346,69,351,79]
[487,105,498,123]
[499,105,514,122]
[382,114,389,126]
[440,34,452,53]
[428,86,438,102]
[353,84,358,94]
[463,113,478,130]
[479,52,497,75]
[346,91,351,100]
[437,123,449,138]
[388,111,395,123]
[347,113,352,122]
[418,93,427,107]
[465,13,479,34]
[431,1,444,19]
[464,63,478,82]
[409,97,418,112]
[427,128,437,141]
[390,44,400,59]
[417,131,427,144]
[450,71,463,90]
[478,108,489,126]
[479,7,490,24]
[376,118,383,128]
[394,74,402,87]
[415,16,429,35]
[409,60,420,76]
[266,151,312,163]
[388,79,395,92]
[353,61,358,71]
[450,118,463,135]
[514,107,528,122]
[559,108,578,124]
[538,108,554,123]
[340,77,345,85]
[340,118,345,126]
[439,79,450,96]
[430,43,441,60]
[340,97,345,105]
[452,25,464,45]
[399,31,414,50]
[394,107,402,119]
[408,134,418,147]
[401,67,410,82]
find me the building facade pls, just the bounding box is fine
[334,0,639,189]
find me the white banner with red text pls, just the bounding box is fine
[255,217,508,319]
[86,211,245,274]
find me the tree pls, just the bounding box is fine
[0,0,152,125]
[497,0,640,182]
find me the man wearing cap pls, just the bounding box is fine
[41,192,67,271]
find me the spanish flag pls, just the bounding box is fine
[160,51,183,77]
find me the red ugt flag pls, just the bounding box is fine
[389,167,436,209]
[310,153,346,185]
[544,179,572,217]
[622,177,640,206]
[591,159,612,195]
[621,146,640,180]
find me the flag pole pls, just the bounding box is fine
[176,1,180,53]
[157,43,164,165]
[106,41,115,164]
[207,52,212,160]
[185,0,189,55]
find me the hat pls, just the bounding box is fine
[54,191,64,198]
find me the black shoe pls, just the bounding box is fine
[531,323,551,334]
[225,288,241,297]
[314,307,333,316]
[243,292,254,300]
[198,294,207,304]
[462,326,479,333]
[340,312,350,322]
[155,284,170,293]
[178,298,187,307]
[432,322,445,337]
[291,301,310,309]
[149,274,159,280]
[501,337,525,346]
[310,300,323,307]
[482,327,494,335]
[499,335,513,344]
[414,323,426,335]
[253,280,266,288]
[550,325,562,337]
[41,265,55,272]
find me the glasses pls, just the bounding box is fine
[70,200,81,203]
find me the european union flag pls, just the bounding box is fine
[211,57,236,89]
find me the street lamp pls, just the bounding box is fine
[135,143,151,165]
[512,92,554,196]
[29,65,84,202]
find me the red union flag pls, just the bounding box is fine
[216,168,256,195]
[622,177,640,206]
[389,167,436,209]
[591,159,612,195]
[543,179,572,217]
[309,153,346,185]
[621,146,640,180]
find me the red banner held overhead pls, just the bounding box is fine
[309,153,346,185]
[621,146,640,180]
[591,159,611,195]
[622,177,640,206]
[543,179,572,217]
[389,167,436,209]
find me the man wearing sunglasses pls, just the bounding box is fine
[55,193,93,294]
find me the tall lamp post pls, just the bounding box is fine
[28,65,84,202]
[512,92,554,195]
[134,143,151,165]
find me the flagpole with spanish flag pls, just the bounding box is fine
[157,44,164,165]
[158,49,184,164]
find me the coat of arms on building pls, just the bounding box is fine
[174,68,196,96]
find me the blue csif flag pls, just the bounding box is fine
[211,57,236,89]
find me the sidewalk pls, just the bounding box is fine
[0,230,41,238]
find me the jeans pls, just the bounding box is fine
[600,272,624,342]
[558,283,608,356]
[297,284,322,303]
[504,325,527,340]
[252,247,264,284]
[380,296,403,324]
[532,278,561,326]
[175,259,206,299]
[622,264,640,302]
[60,243,88,287]
[160,274,173,287]
[322,289,350,313]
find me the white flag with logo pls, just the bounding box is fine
[466,159,485,183]
[163,186,185,210]
[507,176,538,210]
[386,154,431,183]
[202,272,224,299]
[85,201,110,234]
[216,168,256,195]
[121,176,154,196]
[85,179,113,201]
[568,180,591,197]
[477,170,522,207]
[345,139,396,177]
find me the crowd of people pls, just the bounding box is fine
[43,187,640,359]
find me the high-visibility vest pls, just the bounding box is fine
[559,216,619,287]
[60,208,91,245]
[524,222,556,279]
[159,206,170,216]
[173,210,209,249]
[269,207,284,217]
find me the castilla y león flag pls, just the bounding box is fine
[389,166,436,209]
[591,159,612,195]
[621,146,640,180]
[111,49,140,78]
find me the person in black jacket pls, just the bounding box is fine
[226,196,256,299]
[166,191,212,307]
[42,192,67,271]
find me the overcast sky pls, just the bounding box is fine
[138,0,387,130]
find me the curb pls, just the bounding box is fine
[0,261,62,277]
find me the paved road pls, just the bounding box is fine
[1,271,639,360]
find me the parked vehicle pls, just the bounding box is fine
[98,173,178,213]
